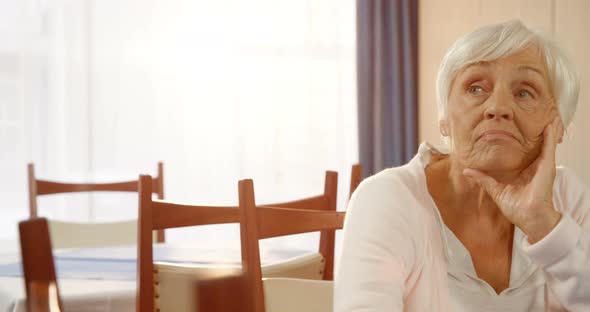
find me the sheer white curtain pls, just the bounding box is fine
[1,0,357,250]
[1,0,95,241]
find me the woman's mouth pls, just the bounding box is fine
[478,130,516,141]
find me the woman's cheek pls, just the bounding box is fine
[516,104,552,135]
[537,98,559,124]
[519,122,545,152]
[463,95,486,107]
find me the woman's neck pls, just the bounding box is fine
[427,155,514,228]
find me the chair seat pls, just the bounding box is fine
[260,252,324,280]
[155,252,325,311]
[263,278,334,312]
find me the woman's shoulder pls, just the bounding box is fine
[356,163,425,198]
[348,162,429,220]
[343,163,440,261]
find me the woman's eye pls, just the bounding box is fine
[468,85,484,95]
[516,89,533,99]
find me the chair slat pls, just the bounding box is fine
[151,201,239,230]
[36,180,139,195]
[256,207,344,239]
[264,195,327,210]
[36,177,163,195]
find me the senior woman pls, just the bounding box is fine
[335,20,589,311]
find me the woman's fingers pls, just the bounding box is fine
[463,168,502,200]
[557,119,564,144]
[538,118,558,164]
[525,118,559,201]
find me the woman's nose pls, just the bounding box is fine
[484,89,514,120]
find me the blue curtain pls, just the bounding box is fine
[357,0,419,177]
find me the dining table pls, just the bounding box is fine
[0,240,318,312]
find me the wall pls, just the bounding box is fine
[419,0,590,184]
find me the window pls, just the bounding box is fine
[0,0,357,249]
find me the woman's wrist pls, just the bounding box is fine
[521,208,562,244]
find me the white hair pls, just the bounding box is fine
[436,20,579,128]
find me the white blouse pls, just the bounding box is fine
[335,143,590,311]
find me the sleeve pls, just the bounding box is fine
[521,167,590,311]
[333,175,421,311]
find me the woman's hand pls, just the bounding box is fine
[463,117,563,244]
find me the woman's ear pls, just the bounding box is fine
[439,119,449,137]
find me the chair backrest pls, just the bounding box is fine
[138,171,338,312]
[349,164,362,199]
[19,217,63,312]
[27,162,166,243]
[136,174,240,312]
[259,171,338,280]
[238,178,345,312]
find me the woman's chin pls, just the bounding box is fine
[473,161,521,173]
[469,148,525,172]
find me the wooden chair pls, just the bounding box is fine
[27,162,166,247]
[136,174,240,312]
[19,217,63,312]
[238,179,346,312]
[137,170,338,312]
[196,273,250,312]
[258,170,339,280]
[349,164,362,199]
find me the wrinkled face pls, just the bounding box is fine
[444,47,560,172]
